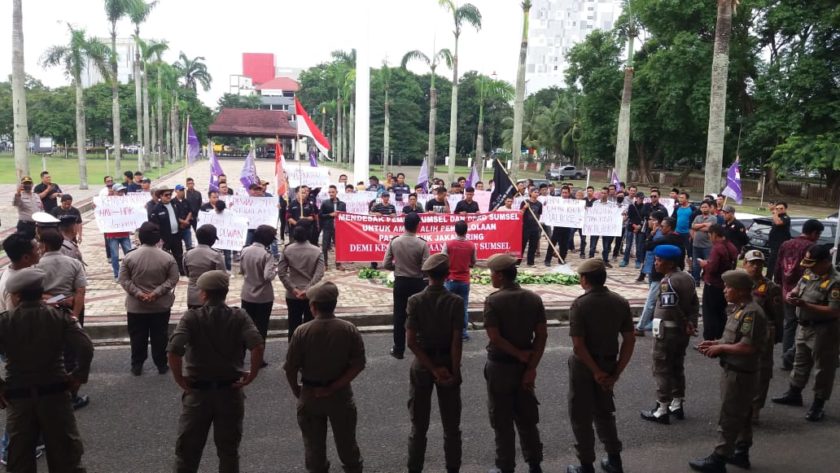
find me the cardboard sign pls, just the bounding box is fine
[224,196,278,229]
[287,166,331,189]
[583,204,625,237]
[92,195,149,233]
[541,197,586,228]
[197,210,249,251]
[341,191,378,215]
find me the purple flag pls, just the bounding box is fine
[240,149,259,189]
[417,159,430,193]
[309,148,318,167]
[208,143,224,192]
[721,159,743,204]
[466,163,480,189]
[187,124,200,164]
[611,169,622,192]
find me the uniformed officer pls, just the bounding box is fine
[772,244,840,421]
[742,250,784,423]
[383,212,430,359]
[483,253,547,473]
[0,268,93,472]
[405,254,465,473]
[167,270,265,473]
[183,225,226,310]
[691,270,768,472]
[284,282,366,473]
[567,259,635,473]
[58,214,85,263]
[641,244,699,424]
[278,226,326,340]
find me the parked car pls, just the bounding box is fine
[545,167,561,180]
[745,217,837,258]
[517,178,552,190]
[559,165,585,180]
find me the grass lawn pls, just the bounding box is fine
[0,152,187,185]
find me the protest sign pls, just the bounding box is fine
[341,191,378,215]
[224,196,277,229]
[92,195,148,233]
[335,212,523,262]
[582,204,624,237]
[474,190,492,212]
[287,166,331,189]
[197,210,249,251]
[540,197,586,228]
[659,197,675,210]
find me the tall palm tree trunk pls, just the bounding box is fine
[428,86,438,179]
[704,0,733,196]
[142,67,151,169]
[336,98,343,164]
[383,89,390,171]
[349,103,355,165]
[150,107,157,169]
[74,81,89,189]
[134,58,144,171]
[110,28,122,173]
[11,0,29,179]
[475,102,485,172]
[170,101,180,164]
[447,37,460,183]
[156,72,164,166]
[511,1,532,180]
[614,34,635,184]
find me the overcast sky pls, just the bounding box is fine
[0,0,524,106]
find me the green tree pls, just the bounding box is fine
[104,0,137,173]
[128,0,156,171]
[216,93,261,111]
[174,52,212,92]
[472,74,513,166]
[511,0,532,179]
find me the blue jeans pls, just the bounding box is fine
[181,227,193,249]
[588,236,614,262]
[622,228,645,265]
[637,280,660,331]
[107,237,133,279]
[691,246,710,283]
[222,250,232,271]
[445,280,471,338]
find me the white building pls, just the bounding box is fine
[81,37,136,88]
[526,0,622,92]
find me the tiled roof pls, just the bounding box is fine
[208,108,297,138]
[255,77,300,92]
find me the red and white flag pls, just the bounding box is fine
[295,98,331,160]
[274,142,288,197]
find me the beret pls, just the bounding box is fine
[307,281,339,304]
[197,270,229,291]
[33,212,60,226]
[743,250,765,262]
[487,253,517,272]
[577,258,606,274]
[20,176,33,184]
[653,244,682,261]
[6,268,45,293]
[722,269,753,290]
[421,253,449,273]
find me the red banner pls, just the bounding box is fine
[334,212,523,263]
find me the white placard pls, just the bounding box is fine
[224,196,277,229]
[197,211,248,251]
[92,195,148,233]
[583,204,625,236]
[474,190,492,212]
[447,194,463,211]
[541,197,586,228]
[342,191,377,214]
[659,197,675,210]
[287,166,331,189]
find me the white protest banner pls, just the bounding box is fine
[339,191,377,214]
[92,195,148,233]
[447,194,463,212]
[287,166,331,189]
[541,197,586,228]
[659,197,675,210]
[582,204,624,237]
[197,211,248,251]
[224,196,277,229]
[474,190,492,212]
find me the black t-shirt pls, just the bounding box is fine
[390,183,411,202]
[33,182,62,211]
[520,200,543,229]
[371,203,396,216]
[49,205,81,224]
[724,218,748,250]
[454,200,480,214]
[425,198,449,213]
[199,203,214,212]
[768,213,791,250]
[403,204,423,214]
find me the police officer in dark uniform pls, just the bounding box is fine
[0,268,93,472]
[641,244,699,423]
[288,185,319,245]
[692,270,768,472]
[567,259,635,473]
[483,253,548,473]
[772,244,840,421]
[405,254,465,473]
[167,270,265,473]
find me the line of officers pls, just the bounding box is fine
[0,240,837,473]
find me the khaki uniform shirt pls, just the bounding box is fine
[284,317,366,384]
[720,301,767,372]
[793,268,840,322]
[239,242,276,303]
[484,283,547,358]
[653,270,699,325]
[406,285,465,351]
[752,277,783,343]
[277,241,325,300]
[167,303,263,381]
[118,245,180,314]
[0,301,93,387]
[0,268,20,313]
[60,239,84,264]
[569,286,634,357]
[37,251,87,297]
[383,232,430,279]
[12,192,42,222]
[183,245,226,306]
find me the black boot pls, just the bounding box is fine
[566,464,595,473]
[600,453,624,473]
[771,385,803,406]
[640,404,671,424]
[688,453,727,472]
[528,462,543,473]
[726,448,750,469]
[806,398,826,421]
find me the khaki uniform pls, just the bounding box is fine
[183,245,226,307]
[278,241,326,339]
[651,270,699,403]
[383,232,430,354]
[60,238,84,263]
[284,317,366,473]
[568,286,634,465]
[751,278,784,409]
[167,303,263,473]
[790,268,840,400]
[238,242,276,342]
[405,285,465,472]
[483,283,546,472]
[0,301,93,472]
[715,301,767,457]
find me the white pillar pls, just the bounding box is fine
[353,1,371,184]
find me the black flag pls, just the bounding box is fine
[489,159,515,211]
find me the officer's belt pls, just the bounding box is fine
[189,379,238,390]
[719,360,757,374]
[302,378,336,388]
[488,352,525,364]
[3,381,68,400]
[798,318,837,327]
[658,320,681,328]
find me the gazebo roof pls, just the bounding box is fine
[208,108,297,138]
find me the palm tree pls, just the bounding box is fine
[438,0,482,183]
[329,50,356,163]
[381,62,392,172]
[475,74,514,170]
[128,0,157,171]
[174,52,212,92]
[11,0,29,179]
[104,0,135,173]
[614,0,638,183]
[704,0,738,196]
[42,26,111,189]
[401,47,453,179]
[137,38,167,168]
[511,0,532,179]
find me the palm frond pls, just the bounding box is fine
[455,3,483,31]
[436,49,454,69]
[128,0,157,25]
[401,50,430,69]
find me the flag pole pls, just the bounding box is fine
[183,115,191,182]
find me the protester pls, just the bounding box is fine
[767,202,792,281]
[239,225,277,363]
[720,205,749,252]
[370,193,397,216]
[105,184,134,280]
[520,188,543,267]
[402,193,424,214]
[425,187,451,213]
[588,188,614,268]
[454,187,480,214]
[441,221,476,341]
[0,233,41,312]
[698,225,739,340]
[174,185,194,250]
[546,186,572,267]
[367,176,386,196]
[149,186,186,275]
[13,176,42,238]
[122,171,135,191]
[184,178,203,232]
[33,170,63,212]
[499,196,516,212]
[621,192,646,268]
[691,201,718,285]
[391,173,411,203]
[672,192,697,262]
[319,185,346,270]
[278,226,326,340]
[183,225,226,310]
[99,175,115,197]
[50,194,83,243]
[199,190,219,212]
[635,212,677,336]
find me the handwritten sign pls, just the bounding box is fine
[92,195,148,233]
[341,191,378,214]
[197,211,248,251]
[541,197,586,228]
[583,204,624,237]
[224,196,277,229]
[288,166,331,189]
